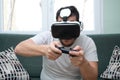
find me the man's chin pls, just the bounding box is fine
[59,39,76,47]
[61,42,73,47]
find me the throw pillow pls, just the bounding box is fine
[100,45,120,80]
[0,47,30,80]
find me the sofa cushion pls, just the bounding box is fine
[0,47,30,80]
[100,45,120,79]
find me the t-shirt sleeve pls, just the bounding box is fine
[84,37,98,61]
[31,31,53,45]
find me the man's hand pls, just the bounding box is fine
[69,45,98,80]
[44,41,62,60]
[69,45,85,67]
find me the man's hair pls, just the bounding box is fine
[56,6,79,21]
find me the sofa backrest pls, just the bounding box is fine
[88,34,120,78]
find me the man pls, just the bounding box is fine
[15,6,98,80]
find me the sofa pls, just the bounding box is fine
[0,33,120,80]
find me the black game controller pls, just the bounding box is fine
[57,46,78,55]
[57,47,70,54]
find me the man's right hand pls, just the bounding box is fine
[44,41,62,60]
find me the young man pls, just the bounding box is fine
[15,6,98,80]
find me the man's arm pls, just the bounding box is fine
[70,56,98,80]
[15,39,62,60]
[69,46,98,80]
[14,39,48,57]
[79,60,98,80]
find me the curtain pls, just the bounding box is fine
[3,0,15,31]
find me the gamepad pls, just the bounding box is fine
[57,47,78,57]
[57,47,78,55]
[57,47,70,54]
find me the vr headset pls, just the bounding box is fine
[51,8,83,39]
[51,21,83,39]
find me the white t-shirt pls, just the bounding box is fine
[31,31,98,80]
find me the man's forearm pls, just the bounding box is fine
[79,59,98,80]
[14,39,48,57]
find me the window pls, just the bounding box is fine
[3,0,42,32]
[1,0,103,34]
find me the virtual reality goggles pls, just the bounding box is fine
[51,7,83,39]
[51,21,83,39]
